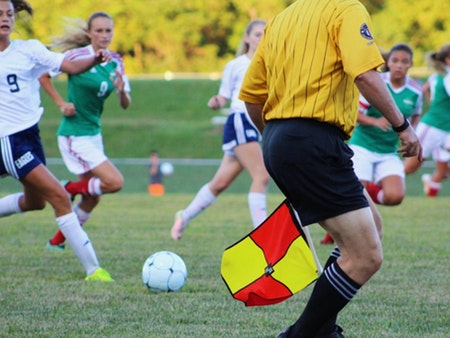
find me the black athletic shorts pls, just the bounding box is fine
[263,118,369,226]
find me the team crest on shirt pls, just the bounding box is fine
[360,23,373,40]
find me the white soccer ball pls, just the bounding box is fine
[160,162,174,176]
[142,251,187,292]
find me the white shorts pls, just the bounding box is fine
[415,122,449,160]
[350,145,405,183]
[58,134,107,175]
[431,134,450,162]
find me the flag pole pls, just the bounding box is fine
[291,205,323,274]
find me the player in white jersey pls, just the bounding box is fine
[39,12,131,251]
[171,20,269,240]
[0,0,113,281]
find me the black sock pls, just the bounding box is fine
[316,248,341,335]
[288,262,360,337]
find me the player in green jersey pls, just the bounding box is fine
[404,44,450,197]
[321,44,422,244]
[39,12,131,251]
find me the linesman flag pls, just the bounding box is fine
[221,199,320,307]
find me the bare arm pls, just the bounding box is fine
[111,71,131,109]
[355,70,423,160]
[39,74,76,116]
[245,102,265,133]
[60,49,111,75]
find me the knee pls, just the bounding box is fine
[382,192,404,206]
[103,174,124,193]
[361,248,383,277]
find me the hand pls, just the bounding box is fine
[59,102,76,116]
[397,128,423,160]
[94,49,111,64]
[374,117,390,131]
[207,95,222,110]
[111,70,125,92]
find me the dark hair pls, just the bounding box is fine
[9,0,33,15]
[427,43,450,74]
[381,43,413,72]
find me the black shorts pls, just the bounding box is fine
[263,118,368,226]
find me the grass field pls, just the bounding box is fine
[0,193,448,337]
[0,79,448,337]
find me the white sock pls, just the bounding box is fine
[88,177,102,196]
[182,184,216,223]
[0,193,23,217]
[248,192,267,228]
[377,190,384,205]
[74,203,91,226]
[56,212,99,275]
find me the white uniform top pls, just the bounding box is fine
[219,54,251,114]
[0,39,65,137]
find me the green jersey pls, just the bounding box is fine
[57,45,130,136]
[421,72,450,132]
[349,72,422,154]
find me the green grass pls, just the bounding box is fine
[1,78,447,337]
[0,193,449,337]
[39,79,224,159]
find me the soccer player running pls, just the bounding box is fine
[321,43,423,245]
[0,0,113,281]
[404,44,450,197]
[239,1,422,337]
[39,12,131,251]
[171,20,270,240]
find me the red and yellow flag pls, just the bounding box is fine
[221,200,318,306]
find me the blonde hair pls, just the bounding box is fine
[427,43,450,75]
[51,12,112,52]
[235,19,266,56]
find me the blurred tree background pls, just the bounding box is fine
[12,0,449,75]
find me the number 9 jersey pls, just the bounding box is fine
[0,39,64,137]
[54,44,131,137]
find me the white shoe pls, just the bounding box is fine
[171,210,188,240]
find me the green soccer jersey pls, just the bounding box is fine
[349,72,422,154]
[421,72,450,132]
[57,45,129,137]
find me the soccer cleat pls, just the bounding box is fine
[316,325,345,338]
[171,210,188,240]
[60,179,75,202]
[421,174,431,195]
[275,326,290,338]
[320,232,335,245]
[85,267,114,282]
[46,241,65,252]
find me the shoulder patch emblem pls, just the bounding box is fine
[360,23,373,40]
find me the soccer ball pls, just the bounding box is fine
[160,162,174,176]
[142,251,187,292]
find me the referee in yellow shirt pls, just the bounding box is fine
[239,0,422,337]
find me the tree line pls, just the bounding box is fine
[12,0,449,75]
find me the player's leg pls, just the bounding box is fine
[22,164,111,280]
[58,135,123,197]
[424,144,450,197]
[171,154,242,240]
[372,155,405,205]
[234,141,269,228]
